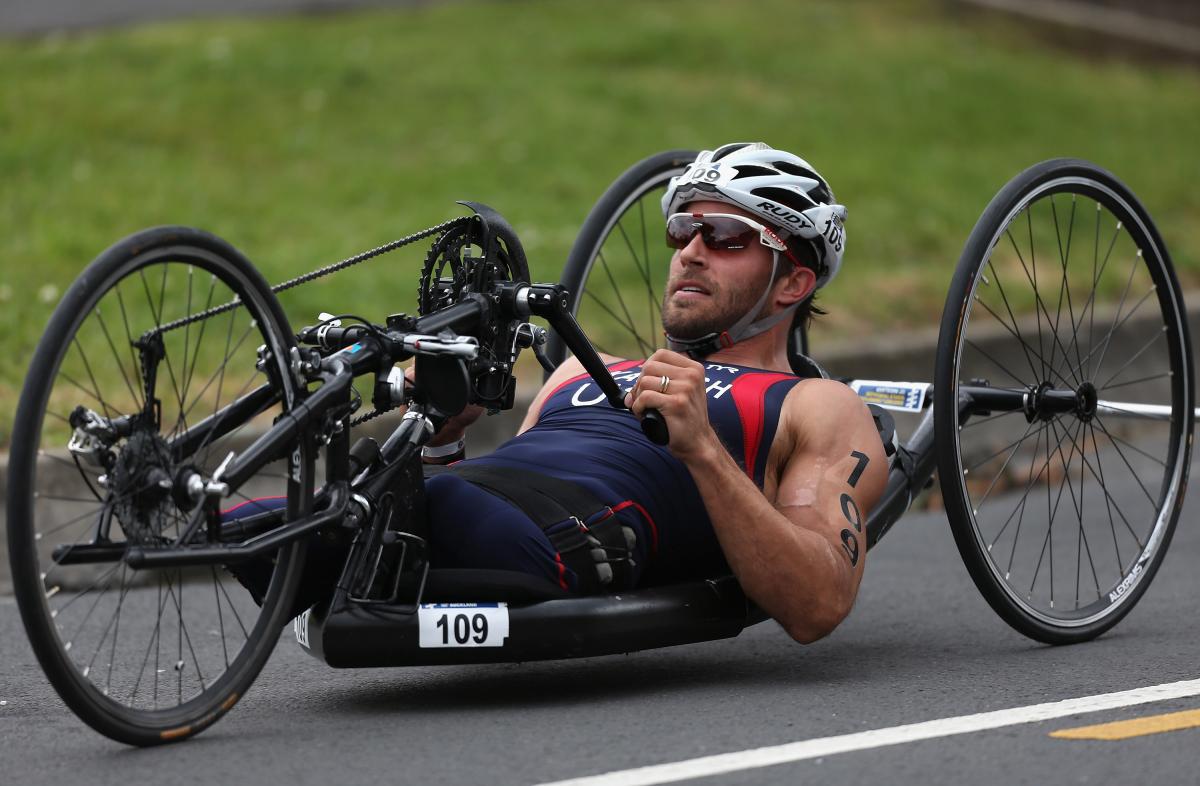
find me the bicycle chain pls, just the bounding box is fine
[350,404,391,428]
[150,214,493,429]
[154,215,477,335]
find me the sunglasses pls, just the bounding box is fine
[665,213,803,268]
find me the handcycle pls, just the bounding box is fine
[6,153,1193,746]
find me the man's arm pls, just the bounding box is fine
[627,351,887,643]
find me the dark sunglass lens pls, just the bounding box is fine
[665,216,699,249]
[704,217,759,249]
[666,215,759,251]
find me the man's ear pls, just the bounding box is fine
[776,265,816,307]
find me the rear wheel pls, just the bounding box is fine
[550,150,696,368]
[935,159,1193,644]
[7,226,312,744]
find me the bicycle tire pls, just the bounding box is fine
[549,150,698,369]
[7,226,312,744]
[934,159,1193,644]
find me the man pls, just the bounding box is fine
[421,143,887,643]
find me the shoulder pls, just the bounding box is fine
[774,377,889,504]
[786,377,871,418]
[781,378,881,456]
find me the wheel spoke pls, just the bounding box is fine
[1087,421,1128,574]
[965,422,1051,474]
[1099,371,1173,393]
[1102,429,1168,468]
[988,419,1070,554]
[964,335,1036,386]
[968,418,1040,512]
[1076,425,1146,551]
[1090,414,1160,510]
[94,308,144,411]
[971,296,1074,387]
[1005,222,1081,386]
[961,409,1023,430]
[1096,327,1167,392]
[982,258,1043,382]
[597,245,653,359]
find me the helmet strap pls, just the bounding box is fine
[666,251,801,359]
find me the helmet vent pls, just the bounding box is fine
[753,186,818,211]
[773,161,821,180]
[732,165,778,178]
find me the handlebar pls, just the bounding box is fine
[512,284,669,446]
[296,282,671,445]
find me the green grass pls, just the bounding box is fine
[1,0,1198,445]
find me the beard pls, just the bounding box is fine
[661,267,774,340]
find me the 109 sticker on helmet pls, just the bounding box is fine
[684,163,729,185]
[823,212,844,252]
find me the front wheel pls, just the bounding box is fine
[7,226,313,744]
[934,159,1193,644]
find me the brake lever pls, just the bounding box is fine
[512,283,670,446]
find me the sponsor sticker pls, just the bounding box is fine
[418,603,510,648]
[849,380,930,413]
[293,608,311,649]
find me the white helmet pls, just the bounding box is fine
[662,142,846,288]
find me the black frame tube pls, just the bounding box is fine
[168,382,279,462]
[124,482,349,568]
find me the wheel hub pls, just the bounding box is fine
[1075,380,1099,422]
[110,428,177,544]
[1023,380,1101,423]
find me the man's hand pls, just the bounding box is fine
[403,365,484,447]
[623,349,721,462]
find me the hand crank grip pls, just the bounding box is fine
[516,283,670,447]
[640,408,669,445]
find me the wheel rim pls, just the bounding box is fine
[949,176,1190,628]
[13,245,299,730]
[569,175,679,360]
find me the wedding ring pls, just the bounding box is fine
[658,375,671,394]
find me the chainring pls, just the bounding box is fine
[418,223,475,316]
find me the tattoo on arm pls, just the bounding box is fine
[838,492,862,567]
[840,493,861,533]
[840,529,860,567]
[846,450,869,488]
[834,450,869,567]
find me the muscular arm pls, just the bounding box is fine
[628,352,887,643]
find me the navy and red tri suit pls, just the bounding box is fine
[423,360,803,591]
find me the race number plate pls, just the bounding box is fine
[418,603,510,648]
[849,380,930,413]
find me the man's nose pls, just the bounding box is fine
[676,233,708,267]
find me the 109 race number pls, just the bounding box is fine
[418,603,510,648]
[436,612,488,644]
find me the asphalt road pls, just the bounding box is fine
[2,455,1197,785]
[0,0,433,36]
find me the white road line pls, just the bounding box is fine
[535,678,1200,786]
